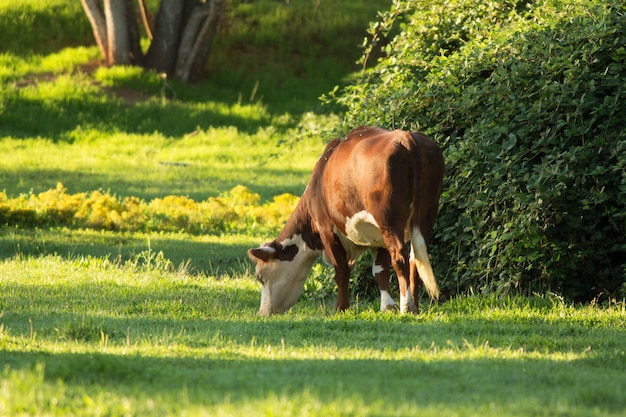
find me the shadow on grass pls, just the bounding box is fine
[2,257,625,413]
[2,265,625,357]
[1,318,625,415]
[1,93,272,141]
[0,227,258,277]
[2,351,624,413]
[0,165,310,202]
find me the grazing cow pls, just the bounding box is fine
[248,126,445,315]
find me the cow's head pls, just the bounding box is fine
[248,235,319,315]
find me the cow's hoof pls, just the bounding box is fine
[381,304,398,313]
[401,305,419,314]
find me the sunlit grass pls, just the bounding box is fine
[1,254,624,416]
[0,45,334,201]
[0,226,259,277]
[0,123,327,201]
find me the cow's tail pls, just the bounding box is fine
[410,228,440,300]
[404,130,444,301]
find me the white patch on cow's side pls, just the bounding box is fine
[333,226,368,268]
[344,210,384,247]
[380,290,396,312]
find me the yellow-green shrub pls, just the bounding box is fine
[0,183,300,235]
[120,196,149,232]
[253,193,299,229]
[75,190,125,230]
[29,183,85,223]
[148,195,201,233]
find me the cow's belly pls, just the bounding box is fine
[343,210,384,247]
[323,210,387,268]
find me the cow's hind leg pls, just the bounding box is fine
[371,248,397,312]
[382,232,417,313]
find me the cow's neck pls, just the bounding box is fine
[276,195,323,254]
[275,139,334,255]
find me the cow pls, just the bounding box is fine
[248,126,445,315]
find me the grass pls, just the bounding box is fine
[1,256,625,416]
[1,0,625,415]
[0,226,258,276]
[0,0,386,201]
[0,48,332,200]
[0,121,327,201]
[0,0,89,54]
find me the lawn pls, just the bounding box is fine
[1,0,625,416]
[1,255,624,416]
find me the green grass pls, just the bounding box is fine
[1,256,625,416]
[0,226,258,276]
[0,48,332,200]
[0,0,90,54]
[1,1,625,415]
[0,0,387,200]
[0,121,327,201]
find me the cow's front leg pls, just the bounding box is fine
[371,248,397,312]
[325,236,351,311]
[333,263,351,311]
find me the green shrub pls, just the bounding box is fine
[331,0,626,301]
[0,183,299,236]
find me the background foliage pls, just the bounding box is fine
[331,0,626,301]
[0,0,89,54]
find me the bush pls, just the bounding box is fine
[0,183,299,236]
[331,0,626,301]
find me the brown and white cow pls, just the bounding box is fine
[248,126,445,315]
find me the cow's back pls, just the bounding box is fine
[319,127,425,241]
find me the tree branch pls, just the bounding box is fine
[137,0,153,40]
[126,0,144,65]
[81,0,108,60]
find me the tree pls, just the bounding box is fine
[81,0,223,82]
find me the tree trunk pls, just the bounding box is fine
[125,0,144,65]
[144,0,186,75]
[82,0,223,82]
[104,0,131,64]
[81,0,108,61]
[175,0,223,82]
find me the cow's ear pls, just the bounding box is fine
[248,246,276,262]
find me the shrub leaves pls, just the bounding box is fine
[332,0,626,300]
